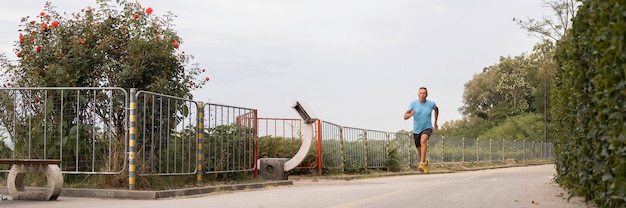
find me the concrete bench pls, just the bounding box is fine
[0,159,63,200]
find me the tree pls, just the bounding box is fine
[460,55,536,122]
[0,0,207,173]
[514,0,580,144]
[494,55,537,115]
[515,0,579,43]
[459,65,502,121]
[1,0,206,92]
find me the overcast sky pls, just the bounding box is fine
[0,1,551,132]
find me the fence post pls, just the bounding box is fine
[316,120,323,176]
[502,139,505,161]
[462,138,465,164]
[522,140,526,162]
[128,88,137,190]
[541,141,544,160]
[408,133,413,167]
[530,141,535,160]
[196,102,204,185]
[489,139,492,163]
[441,136,445,165]
[476,138,480,163]
[339,127,345,174]
[513,140,517,162]
[363,129,368,172]
[385,132,391,170]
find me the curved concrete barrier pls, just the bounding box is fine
[284,123,313,171]
[7,163,63,200]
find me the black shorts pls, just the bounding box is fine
[413,128,433,148]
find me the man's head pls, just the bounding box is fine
[418,87,428,103]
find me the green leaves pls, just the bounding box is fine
[553,0,626,206]
[2,0,205,96]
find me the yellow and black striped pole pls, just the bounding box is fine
[339,126,345,173]
[196,102,204,185]
[128,88,137,190]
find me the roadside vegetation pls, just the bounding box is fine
[0,0,623,206]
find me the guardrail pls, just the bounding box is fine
[319,121,554,173]
[133,90,199,176]
[203,102,256,174]
[0,87,555,189]
[0,87,128,175]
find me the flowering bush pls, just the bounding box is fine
[1,0,207,98]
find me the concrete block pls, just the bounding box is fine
[259,158,288,180]
[7,164,63,200]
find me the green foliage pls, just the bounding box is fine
[386,142,400,172]
[343,141,367,174]
[320,139,341,170]
[461,55,537,120]
[553,0,626,206]
[0,0,206,186]
[438,116,493,139]
[204,124,255,173]
[0,127,12,158]
[1,0,205,93]
[257,135,318,175]
[478,113,545,142]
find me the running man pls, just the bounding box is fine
[404,87,439,173]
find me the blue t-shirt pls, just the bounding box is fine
[408,100,437,134]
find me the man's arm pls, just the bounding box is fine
[404,110,414,120]
[433,106,439,129]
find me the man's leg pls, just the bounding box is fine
[419,134,429,163]
[416,148,422,162]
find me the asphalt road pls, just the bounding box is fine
[3,164,591,208]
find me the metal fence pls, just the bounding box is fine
[0,88,258,179]
[0,87,128,174]
[256,118,320,171]
[203,102,256,174]
[0,87,555,188]
[319,121,554,172]
[133,90,199,176]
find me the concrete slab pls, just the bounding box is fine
[0,180,292,200]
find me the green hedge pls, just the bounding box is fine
[553,0,626,207]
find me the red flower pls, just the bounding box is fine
[171,39,179,49]
[36,46,42,52]
[19,33,24,44]
[16,51,21,58]
[78,39,85,44]
[205,76,210,81]
[51,21,59,28]
[133,13,140,19]
[40,11,45,16]
[146,7,153,15]
[30,20,36,24]
[30,37,35,43]
[41,23,47,29]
